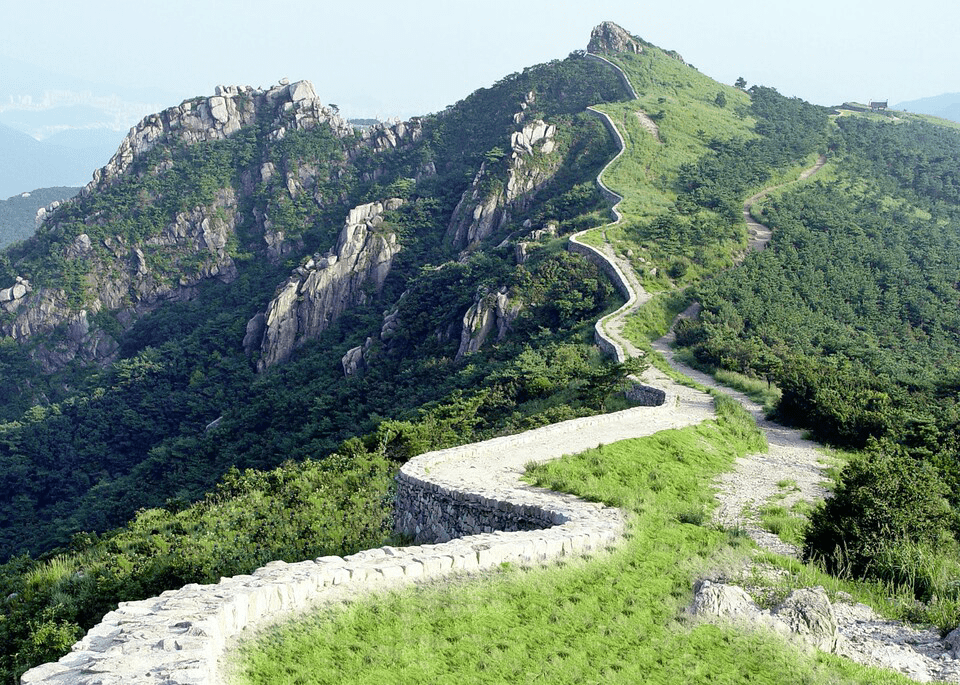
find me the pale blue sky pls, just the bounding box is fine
[2,0,957,121]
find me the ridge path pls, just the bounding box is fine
[620,154,959,682]
[745,154,827,251]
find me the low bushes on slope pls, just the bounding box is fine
[233,397,907,685]
[674,112,960,628]
[0,454,395,682]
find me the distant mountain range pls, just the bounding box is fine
[0,54,176,197]
[893,93,960,123]
[0,185,79,248]
[0,121,118,198]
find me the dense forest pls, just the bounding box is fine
[676,112,960,603]
[0,54,643,680]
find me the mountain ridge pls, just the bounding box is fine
[5,20,960,685]
[893,91,960,123]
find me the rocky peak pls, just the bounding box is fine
[85,80,352,193]
[34,200,64,228]
[341,337,373,377]
[510,120,556,157]
[247,198,404,371]
[515,222,558,264]
[446,96,561,250]
[588,21,643,55]
[360,118,424,154]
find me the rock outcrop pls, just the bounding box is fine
[341,337,373,377]
[359,118,424,156]
[0,276,30,304]
[447,93,560,250]
[692,579,960,681]
[445,161,506,248]
[34,200,64,227]
[1,188,240,370]
[515,222,558,264]
[588,21,644,55]
[692,580,841,652]
[773,586,841,653]
[249,199,404,371]
[86,80,351,193]
[455,287,522,360]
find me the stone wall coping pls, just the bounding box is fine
[21,411,634,685]
[20,55,672,685]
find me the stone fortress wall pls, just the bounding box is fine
[22,52,665,685]
[24,406,650,685]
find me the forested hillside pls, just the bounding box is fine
[675,109,960,610]
[0,50,643,680]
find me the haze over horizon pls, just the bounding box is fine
[3,0,957,127]
[0,0,956,198]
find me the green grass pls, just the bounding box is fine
[713,369,782,411]
[231,396,909,685]
[757,501,811,548]
[757,478,810,548]
[671,347,782,411]
[570,48,757,283]
[621,290,692,343]
[814,447,854,489]
[837,106,960,132]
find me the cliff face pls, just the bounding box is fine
[246,199,404,371]
[85,80,351,193]
[0,187,240,369]
[446,92,561,250]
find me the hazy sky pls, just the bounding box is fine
[2,0,957,120]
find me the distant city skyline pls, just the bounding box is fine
[2,0,957,129]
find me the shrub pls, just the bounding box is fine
[804,443,957,582]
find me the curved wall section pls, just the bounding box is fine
[21,52,668,685]
[23,407,687,685]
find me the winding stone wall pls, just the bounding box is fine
[584,106,627,224]
[21,51,665,685]
[568,105,636,365]
[22,408,671,685]
[569,232,664,405]
[584,52,640,100]
[568,103,663,407]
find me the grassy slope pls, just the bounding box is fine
[600,49,755,221]
[590,47,755,281]
[233,47,912,682]
[235,398,907,684]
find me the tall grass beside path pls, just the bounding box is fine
[233,397,907,685]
